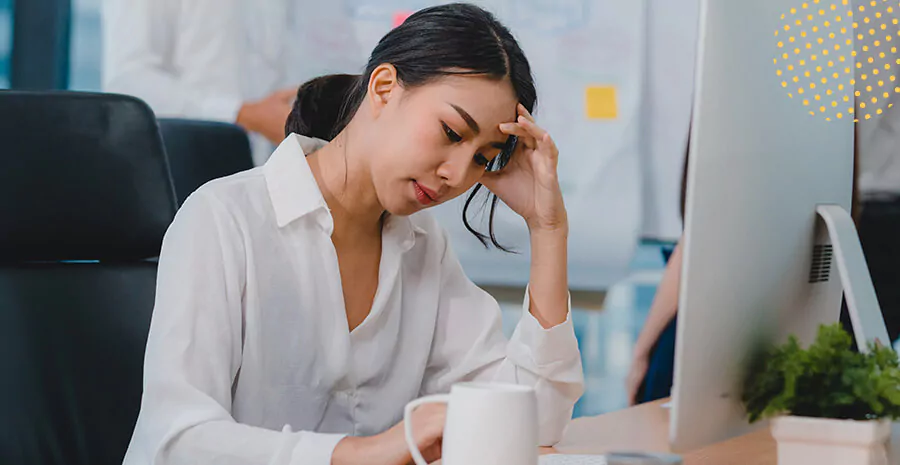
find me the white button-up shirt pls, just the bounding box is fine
[123,134,584,465]
[101,0,364,165]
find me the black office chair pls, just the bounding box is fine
[158,118,254,206]
[0,91,178,465]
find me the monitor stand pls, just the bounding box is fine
[816,205,890,351]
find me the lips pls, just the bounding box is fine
[414,181,438,206]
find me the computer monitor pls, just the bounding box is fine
[669,0,891,452]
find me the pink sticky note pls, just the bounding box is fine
[392,11,413,28]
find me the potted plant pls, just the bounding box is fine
[742,323,900,465]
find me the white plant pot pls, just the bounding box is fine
[771,416,891,465]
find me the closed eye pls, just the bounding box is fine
[442,122,462,143]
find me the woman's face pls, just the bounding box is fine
[363,69,519,216]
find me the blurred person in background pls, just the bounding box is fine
[102,0,358,165]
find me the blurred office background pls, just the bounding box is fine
[4,0,898,420]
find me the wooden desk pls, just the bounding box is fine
[553,400,900,465]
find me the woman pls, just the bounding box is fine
[124,4,584,465]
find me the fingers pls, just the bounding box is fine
[517,102,536,123]
[499,123,536,150]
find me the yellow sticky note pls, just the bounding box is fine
[585,86,618,119]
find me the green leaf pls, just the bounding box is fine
[742,323,900,422]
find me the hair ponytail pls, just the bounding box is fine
[284,74,361,141]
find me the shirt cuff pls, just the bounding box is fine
[289,432,346,465]
[508,287,581,372]
[198,95,244,124]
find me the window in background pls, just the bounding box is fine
[0,0,12,88]
[69,0,101,90]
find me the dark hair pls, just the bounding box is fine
[284,3,536,250]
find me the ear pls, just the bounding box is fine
[366,64,399,117]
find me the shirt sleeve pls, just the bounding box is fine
[101,0,243,122]
[124,192,345,465]
[419,230,585,446]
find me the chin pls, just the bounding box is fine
[384,200,421,217]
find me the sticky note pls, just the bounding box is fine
[392,11,414,28]
[585,86,618,120]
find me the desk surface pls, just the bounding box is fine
[554,400,900,465]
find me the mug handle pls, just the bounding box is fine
[403,394,450,465]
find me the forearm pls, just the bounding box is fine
[527,226,570,329]
[633,241,683,358]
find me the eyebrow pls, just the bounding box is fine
[449,103,480,136]
[449,103,508,150]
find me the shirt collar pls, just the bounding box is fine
[263,134,427,246]
[263,134,331,229]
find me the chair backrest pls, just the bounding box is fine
[158,118,254,206]
[0,91,177,465]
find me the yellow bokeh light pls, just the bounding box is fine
[867,85,873,91]
[804,99,811,106]
[828,89,834,95]
[845,95,851,101]
[877,108,883,115]
[861,102,867,108]
[832,101,839,107]
[816,66,823,72]
[856,90,863,96]
[816,94,822,100]
[838,113,844,118]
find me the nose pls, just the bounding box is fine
[436,150,480,192]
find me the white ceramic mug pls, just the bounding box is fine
[404,382,538,465]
